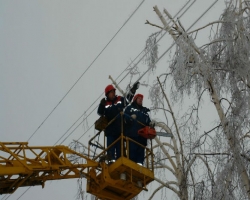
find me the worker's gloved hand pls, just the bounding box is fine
[131,81,140,93]
[131,114,137,120]
[149,121,155,128]
[100,98,106,106]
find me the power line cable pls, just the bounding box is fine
[58,0,202,145]
[187,0,219,31]
[53,0,195,145]
[60,107,97,144]
[53,94,101,145]
[26,0,198,150]
[52,0,196,146]
[178,0,197,19]
[74,0,220,142]
[115,0,194,81]
[120,0,219,85]
[118,0,197,84]
[26,0,146,142]
[59,0,203,144]
[154,0,219,65]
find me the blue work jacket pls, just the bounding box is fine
[124,102,151,138]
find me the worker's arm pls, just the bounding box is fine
[97,98,106,116]
[125,82,140,105]
[124,106,134,125]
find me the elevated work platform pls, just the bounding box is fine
[87,157,154,200]
[87,131,155,200]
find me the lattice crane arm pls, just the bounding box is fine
[0,135,155,200]
[0,142,98,194]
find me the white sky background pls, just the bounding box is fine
[0,1,227,199]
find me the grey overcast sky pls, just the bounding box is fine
[1,1,226,199]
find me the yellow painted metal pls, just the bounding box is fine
[87,158,154,200]
[0,142,98,194]
[87,133,155,200]
[0,124,155,199]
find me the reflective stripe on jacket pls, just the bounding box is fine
[97,95,130,136]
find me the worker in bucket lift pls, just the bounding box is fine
[97,82,139,164]
[124,94,155,166]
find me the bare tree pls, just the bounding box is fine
[143,0,250,199]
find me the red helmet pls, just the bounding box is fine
[133,94,143,102]
[105,84,116,96]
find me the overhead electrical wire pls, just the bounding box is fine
[53,0,195,145]
[119,0,199,85]
[150,0,219,67]
[32,0,194,146]
[115,0,195,82]
[70,0,218,144]
[53,93,102,145]
[75,0,219,142]
[34,0,194,147]
[55,0,205,144]
[26,0,146,143]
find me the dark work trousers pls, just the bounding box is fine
[129,136,147,164]
[106,135,121,160]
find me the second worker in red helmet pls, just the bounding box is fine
[124,93,153,166]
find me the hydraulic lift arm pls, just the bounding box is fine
[0,142,98,194]
[0,137,155,200]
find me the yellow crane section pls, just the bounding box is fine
[0,137,155,200]
[0,142,97,194]
[87,134,155,200]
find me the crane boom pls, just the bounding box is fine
[0,134,155,200]
[0,142,97,194]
